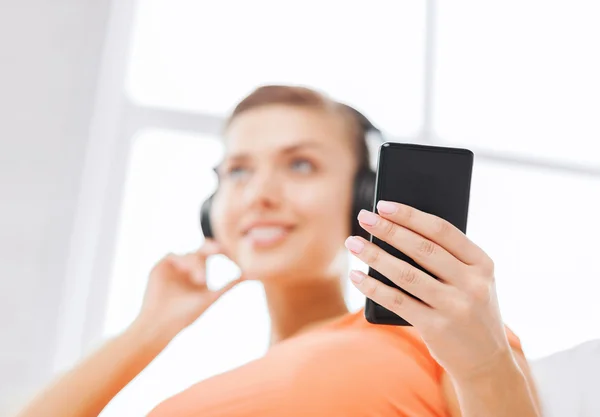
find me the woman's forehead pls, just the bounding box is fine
[223,105,352,156]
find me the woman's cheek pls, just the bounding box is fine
[293,183,350,235]
[209,192,239,255]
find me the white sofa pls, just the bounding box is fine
[531,340,600,416]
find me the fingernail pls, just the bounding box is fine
[357,209,378,226]
[377,200,397,214]
[345,236,365,254]
[349,270,365,284]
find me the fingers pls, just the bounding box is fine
[375,201,488,266]
[191,240,223,284]
[166,240,224,286]
[349,270,434,326]
[356,210,466,284]
[194,239,223,259]
[166,253,203,285]
[213,276,245,298]
[345,236,450,308]
[166,241,246,297]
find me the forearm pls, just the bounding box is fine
[451,351,540,417]
[17,320,171,417]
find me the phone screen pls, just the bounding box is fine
[365,142,473,325]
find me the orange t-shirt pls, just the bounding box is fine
[148,310,522,417]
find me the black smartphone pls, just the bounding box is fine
[364,142,474,326]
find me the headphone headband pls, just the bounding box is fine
[339,103,384,172]
[339,103,381,136]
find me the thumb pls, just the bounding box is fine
[212,275,246,299]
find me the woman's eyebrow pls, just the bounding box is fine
[225,141,325,160]
[280,141,324,154]
[221,153,250,163]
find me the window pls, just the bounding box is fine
[433,0,600,166]
[468,161,600,358]
[104,129,223,338]
[126,0,427,137]
[93,1,600,414]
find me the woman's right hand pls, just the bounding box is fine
[133,239,244,342]
[17,240,242,417]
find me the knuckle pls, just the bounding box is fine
[400,205,414,223]
[364,246,381,266]
[181,254,196,268]
[364,281,377,298]
[432,218,450,237]
[429,317,452,335]
[392,291,405,310]
[381,219,396,240]
[164,253,181,268]
[389,292,404,311]
[467,281,492,304]
[417,239,437,257]
[482,257,495,274]
[395,267,419,287]
[451,298,473,322]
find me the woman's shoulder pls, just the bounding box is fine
[321,310,524,370]
[327,309,523,349]
[148,309,448,417]
[326,308,422,338]
[317,308,435,358]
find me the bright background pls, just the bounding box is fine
[0,1,598,416]
[99,1,600,415]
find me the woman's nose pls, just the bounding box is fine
[242,168,283,209]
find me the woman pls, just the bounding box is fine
[18,86,540,416]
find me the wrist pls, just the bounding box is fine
[449,350,539,417]
[451,349,525,393]
[127,314,180,351]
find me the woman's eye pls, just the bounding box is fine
[290,159,315,174]
[226,166,250,180]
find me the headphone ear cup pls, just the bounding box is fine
[200,193,215,239]
[352,169,377,239]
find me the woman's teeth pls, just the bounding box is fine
[246,227,288,245]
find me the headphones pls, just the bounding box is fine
[200,104,384,240]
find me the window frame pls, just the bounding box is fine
[52,0,600,372]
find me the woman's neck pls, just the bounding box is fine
[263,274,349,346]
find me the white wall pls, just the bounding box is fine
[1,1,599,415]
[0,0,111,412]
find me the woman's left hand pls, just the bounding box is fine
[345,200,512,382]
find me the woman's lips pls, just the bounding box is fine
[243,226,293,248]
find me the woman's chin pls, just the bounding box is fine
[239,260,297,283]
[237,241,295,272]
[238,256,336,286]
[234,238,340,284]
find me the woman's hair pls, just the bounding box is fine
[224,85,371,170]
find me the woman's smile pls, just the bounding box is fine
[242,222,296,248]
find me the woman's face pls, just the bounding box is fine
[211,104,357,283]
